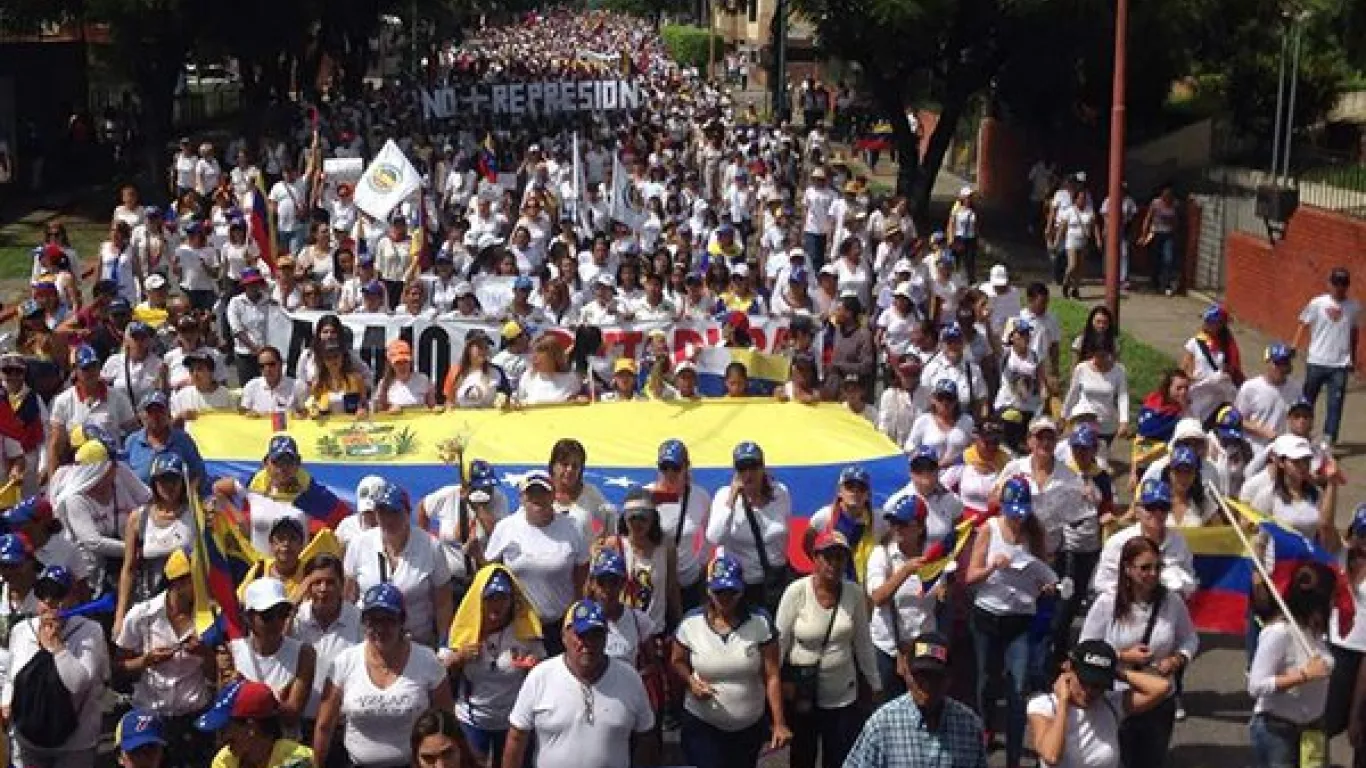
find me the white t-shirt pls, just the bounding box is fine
[169,385,236,419]
[175,244,220,292]
[453,626,544,731]
[802,186,836,235]
[905,413,975,466]
[1234,375,1300,452]
[1026,690,1126,768]
[49,385,136,438]
[239,376,307,415]
[1248,621,1333,725]
[116,593,212,716]
[508,656,654,768]
[269,178,308,233]
[516,371,581,405]
[422,484,510,580]
[484,511,589,620]
[344,527,453,645]
[650,482,713,588]
[1299,294,1361,368]
[331,642,447,766]
[378,372,433,410]
[865,543,937,656]
[705,483,792,584]
[674,609,775,731]
[293,601,362,719]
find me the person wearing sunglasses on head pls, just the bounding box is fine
[3,565,111,768]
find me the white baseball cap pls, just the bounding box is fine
[893,259,914,274]
[989,264,1010,287]
[1170,418,1206,445]
[356,475,387,513]
[145,273,168,291]
[243,578,290,613]
[1272,434,1314,461]
[893,281,913,298]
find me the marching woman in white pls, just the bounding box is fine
[706,441,792,615]
[483,471,589,658]
[503,599,655,768]
[2,565,110,768]
[1079,536,1199,767]
[313,584,454,768]
[866,494,944,702]
[644,439,712,613]
[231,578,316,728]
[344,480,455,647]
[995,317,1048,451]
[443,566,544,768]
[884,446,964,550]
[1247,563,1336,768]
[614,487,680,634]
[905,380,975,467]
[547,438,612,543]
[417,459,509,583]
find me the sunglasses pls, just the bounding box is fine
[256,605,292,622]
[734,460,763,472]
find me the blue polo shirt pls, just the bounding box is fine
[123,427,209,494]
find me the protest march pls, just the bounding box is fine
[2,7,1365,768]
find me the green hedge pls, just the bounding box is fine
[661,24,724,71]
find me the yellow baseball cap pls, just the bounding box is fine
[164,548,191,581]
[501,320,525,341]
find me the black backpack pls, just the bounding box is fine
[12,622,78,748]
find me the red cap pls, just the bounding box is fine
[231,681,279,719]
[41,243,65,260]
[726,311,750,331]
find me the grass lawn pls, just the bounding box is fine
[0,214,106,283]
[1052,297,1176,421]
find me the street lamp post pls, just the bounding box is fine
[1103,0,1128,325]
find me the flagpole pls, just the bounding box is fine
[1206,481,1317,657]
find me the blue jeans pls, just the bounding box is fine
[1304,363,1349,442]
[971,607,1032,768]
[1250,713,1301,768]
[804,232,828,271]
[458,721,513,766]
[680,711,767,768]
[1151,232,1178,292]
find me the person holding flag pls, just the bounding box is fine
[210,434,350,553]
[806,465,885,584]
[866,494,948,702]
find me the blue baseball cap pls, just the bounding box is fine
[1289,396,1314,415]
[839,465,870,487]
[936,251,955,265]
[19,299,42,318]
[109,298,132,314]
[1202,303,1227,324]
[565,599,608,634]
[590,548,627,579]
[149,452,185,478]
[469,460,497,490]
[909,445,940,469]
[1266,343,1295,366]
[1351,503,1366,538]
[706,553,744,592]
[885,494,928,525]
[1000,476,1033,519]
[1139,479,1173,509]
[36,564,73,594]
[3,495,54,528]
[482,569,514,598]
[789,267,809,283]
[513,275,534,292]
[194,680,279,732]
[658,439,688,468]
[139,390,170,411]
[117,710,167,753]
[74,344,100,369]
[0,533,31,566]
[126,321,152,337]
[932,378,959,399]
[360,583,404,616]
[1214,405,1244,440]
[940,323,964,342]
[265,434,300,462]
[1170,445,1201,470]
[733,441,764,467]
[1069,424,1100,450]
[361,280,384,296]
[372,481,408,512]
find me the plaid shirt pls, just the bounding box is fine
[843,695,987,768]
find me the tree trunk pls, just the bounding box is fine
[866,73,922,212]
[913,87,967,221]
[132,48,183,200]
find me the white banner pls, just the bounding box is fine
[472,275,540,316]
[419,79,643,121]
[267,310,804,388]
[352,140,422,223]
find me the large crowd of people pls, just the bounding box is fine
[2,8,1364,768]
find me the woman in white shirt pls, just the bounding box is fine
[100,322,165,406]
[615,488,680,634]
[996,317,1048,448]
[1079,536,1198,767]
[876,358,923,448]
[312,584,454,767]
[514,334,584,406]
[343,481,454,648]
[1062,337,1130,444]
[1181,304,1243,423]
[483,471,590,658]
[174,223,220,311]
[905,379,975,467]
[1330,509,1366,750]
[373,340,435,413]
[965,477,1059,768]
[833,236,872,308]
[775,531,881,768]
[942,419,1009,520]
[866,494,944,702]
[1159,446,1217,528]
[548,438,611,543]
[443,331,509,409]
[1248,438,1336,544]
[644,440,711,613]
[443,566,544,767]
[671,553,790,768]
[3,565,110,768]
[707,441,792,615]
[232,578,316,727]
[1028,640,1172,768]
[1247,563,1336,768]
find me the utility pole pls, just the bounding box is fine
[770,0,787,119]
[1103,0,1128,325]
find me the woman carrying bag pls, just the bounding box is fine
[707,441,792,615]
[775,530,881,768]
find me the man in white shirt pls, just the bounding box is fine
[503,599,653,768]
[1293,267,1360,446]
[226,269,273,385]
[980,264,1021,340]
[1019,282,1062,385]
[267,164,308,255]
[238,345,307,416]
[801,167,835,269]
[1234,343,1301,453]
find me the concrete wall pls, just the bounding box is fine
[1226,206,1366,359]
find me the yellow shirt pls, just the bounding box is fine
[211,739,313,768]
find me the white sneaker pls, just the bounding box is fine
[1174,698,1186,721]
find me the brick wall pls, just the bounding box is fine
[1225,206,1366,360]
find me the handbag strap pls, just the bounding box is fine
[814,579,843,661]
[1140,587,1167,647]
[673,483,692,548]
[740,494,771,577]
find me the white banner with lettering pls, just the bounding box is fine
[267,309,805,388]
[419,79,644,120]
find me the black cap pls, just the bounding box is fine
[1331,267,1351,287]
[1069,640,1119,688]
[907,632,950,674]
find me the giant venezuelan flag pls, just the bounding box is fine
[188,401,910,572]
